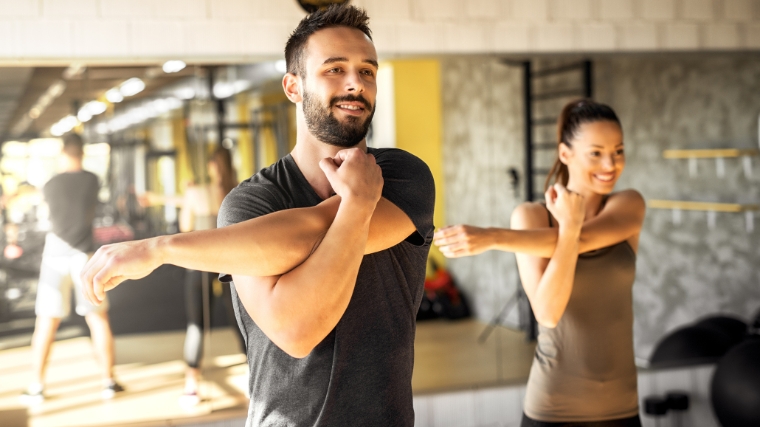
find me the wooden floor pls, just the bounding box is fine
[0,320,535,427]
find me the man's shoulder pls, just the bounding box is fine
[370,148,433,181]
[218,157,296,226]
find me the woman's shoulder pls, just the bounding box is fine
[511,201,552,229]
[606,189,646,213]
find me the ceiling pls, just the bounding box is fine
[0,65,197,141]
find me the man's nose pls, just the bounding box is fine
[345,69,364,93]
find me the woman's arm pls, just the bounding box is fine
[512,186,585,328]
[434,189,645,258]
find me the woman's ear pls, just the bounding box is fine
[558,142,573,166]
[283,73,302,103]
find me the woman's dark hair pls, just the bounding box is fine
[545,99,621,191]
[209,147,238,197]
[284,4,372,77]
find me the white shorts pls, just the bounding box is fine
[35,233,109,318]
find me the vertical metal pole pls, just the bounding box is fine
[209,67,225,147]
[523,61,534,202]
[583,60,593,99]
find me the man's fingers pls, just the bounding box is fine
[319,157,339,178]
[92,262,118,303]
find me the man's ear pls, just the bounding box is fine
[283,73,302,103]
[558,142,573,166]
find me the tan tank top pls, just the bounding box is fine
[523,206,639,422]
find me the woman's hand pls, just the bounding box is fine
[545,183,585,231]
[433,225,494,258]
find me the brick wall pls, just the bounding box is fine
[0,0,757,63]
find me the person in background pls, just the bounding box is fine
[435,99,646,427]
[140,146,244,405]
[21,134,123,403]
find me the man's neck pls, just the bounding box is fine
[62,159,83,172]
[290,128,367,200]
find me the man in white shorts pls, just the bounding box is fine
[21,134,123,403]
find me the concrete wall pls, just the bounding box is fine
[441,53,760,359]
[0,0,757,64]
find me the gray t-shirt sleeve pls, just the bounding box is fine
[372,148,436,246]
[217,183,283,283]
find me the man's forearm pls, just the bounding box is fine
[253,197,374,358]
[153,195,413,277]
[158,201,337,277]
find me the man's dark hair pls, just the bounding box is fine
[284,4,372,77]
[62,133,84,158]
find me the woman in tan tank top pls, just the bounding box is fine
[434,99,646,426]
[141,147,242,405]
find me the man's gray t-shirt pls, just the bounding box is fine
[218,148,435,427]
[43,170,99,254]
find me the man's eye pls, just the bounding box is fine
[616,149,625,155]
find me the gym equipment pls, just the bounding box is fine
[649,315,748,368]
[710,337,760,427]
[643,396,668,427]
[695,315,748,344]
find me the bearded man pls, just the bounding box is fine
[81,5,434,426]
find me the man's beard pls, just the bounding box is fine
[302,88,375,148]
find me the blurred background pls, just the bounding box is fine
[0,1,758,427]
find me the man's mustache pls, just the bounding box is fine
[330,95,372,111]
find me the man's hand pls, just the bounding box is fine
[319,148,383,207]
[80,238,164,305]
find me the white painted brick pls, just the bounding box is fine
[184,21,242,56]
[641,0,676,21]
[599,0,635,20]
[154,0,208,19]
[663,23,700,49]
[240,22,293,56]
[16,19,72,57]
[618,22,658,50]
[0,21,16,55]
[429,390,476,427]
[579,22,616,51]
[724,0,754,22]
[395,22,444,54]
[680,0,714,21]
[466,0,508,20]
[209,0,260,19]
[704,23,740,48]
[412,0,462,21]
[355,0,411,22]
[42,0,97,17]
[746,23,760,48]
[512,0,548,23]
[72,20,129,56]
[413,395,432,427]
[441,23,492,53]
[258,0,305,20]
[476,386,525,426]
[535,23,575,51]
[370,22,398,54]
[100,0,155,18]
[130,21,184,57]
[0,0,39,17]
[550,0,591,21]
[493,22,531,52]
